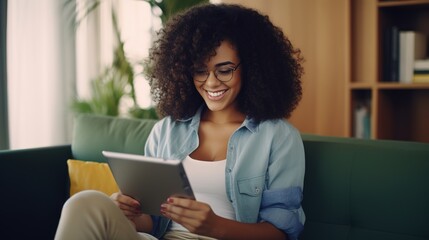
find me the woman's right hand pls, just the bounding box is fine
[110,192,142,221]
[110,192,154,232]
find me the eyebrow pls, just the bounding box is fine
[214,61,236,67]
[195,61,236,69]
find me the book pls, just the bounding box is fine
[383,26,400,82]
[399,31,427,83]
[414,59,429,70]
[414,70,429,74]
[413,74,429,83]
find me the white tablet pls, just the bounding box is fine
[102,151,194,216]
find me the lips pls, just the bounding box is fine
[206,90,227,100]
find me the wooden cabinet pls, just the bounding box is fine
[350,0,429,143]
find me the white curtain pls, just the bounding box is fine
[7,0,76,149]
[75,0,113,99]
[116,0,157,109]
[7,0,156,149]
[76,0,155,109]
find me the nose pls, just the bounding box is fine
[205,71,221,87]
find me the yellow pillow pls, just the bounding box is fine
[67,159,119,196]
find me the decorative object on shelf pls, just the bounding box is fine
[354,100,371,139]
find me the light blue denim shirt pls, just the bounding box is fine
[145,107,305,239]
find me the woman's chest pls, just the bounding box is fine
[190,122,240,161]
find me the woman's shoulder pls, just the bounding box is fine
[258,118,300,135]
[153,116,173,126]
[152,115,194,133]
[253,118,303,145]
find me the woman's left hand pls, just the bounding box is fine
[160,197,221,236]
[161,197,287,240]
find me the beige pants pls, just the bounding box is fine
[163,231,217,240]
[55,190,156,240]
[55,190,217,240]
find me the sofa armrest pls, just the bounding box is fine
[0,145,72,239]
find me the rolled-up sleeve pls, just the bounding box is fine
[259,121,305,239]
[259,187,305,240]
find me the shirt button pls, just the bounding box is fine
[255,188,260,194]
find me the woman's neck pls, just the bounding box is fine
[201,106,245,125]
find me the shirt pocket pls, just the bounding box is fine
[237,175,265,197]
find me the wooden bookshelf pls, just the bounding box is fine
[225,0,429,142]
[351,0,429,143]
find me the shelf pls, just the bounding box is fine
[377,89,429,142]
[350,82,429,90]
[350,82,373,89]
[349,0,429,143]
[379,0,429,7]
[377,82,429,89]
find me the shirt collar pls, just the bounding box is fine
[177,105,259,133]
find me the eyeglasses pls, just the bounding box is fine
[193,63,241,82]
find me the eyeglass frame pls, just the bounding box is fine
[193,62,241,83]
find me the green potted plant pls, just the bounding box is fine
[69,0,208,119]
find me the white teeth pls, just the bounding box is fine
[207,90,225,97]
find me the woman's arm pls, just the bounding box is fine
[256,122,305,239]
[161,197,287,240]
[133,214,153,233]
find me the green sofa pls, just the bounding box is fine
[1,114,428,240]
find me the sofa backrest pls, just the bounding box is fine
[300,134,429,240]
[72,114,157,162]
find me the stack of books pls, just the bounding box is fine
[413,59,429,83]
[383,27,428,83]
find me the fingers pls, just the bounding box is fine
[167,197,198,210]
[160,198,196,230]
[111,192,141,208]
[110,192,141,218]
[161,197,213,230]
[165,210,201,231]
[161,197,220,235]
[161,197,199,216]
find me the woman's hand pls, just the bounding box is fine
[161,197,287,240]
[110,192,142,221]
[110,192,153,233]
[160,197,221,236]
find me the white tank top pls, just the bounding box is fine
[170,156,236,231]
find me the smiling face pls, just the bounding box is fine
[193,40,242,115]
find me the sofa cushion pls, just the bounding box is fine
[67,159,119,196]
[72,114,158,162]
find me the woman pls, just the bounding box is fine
[55,3,305,240]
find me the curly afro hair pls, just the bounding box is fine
[147,3,303,121]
